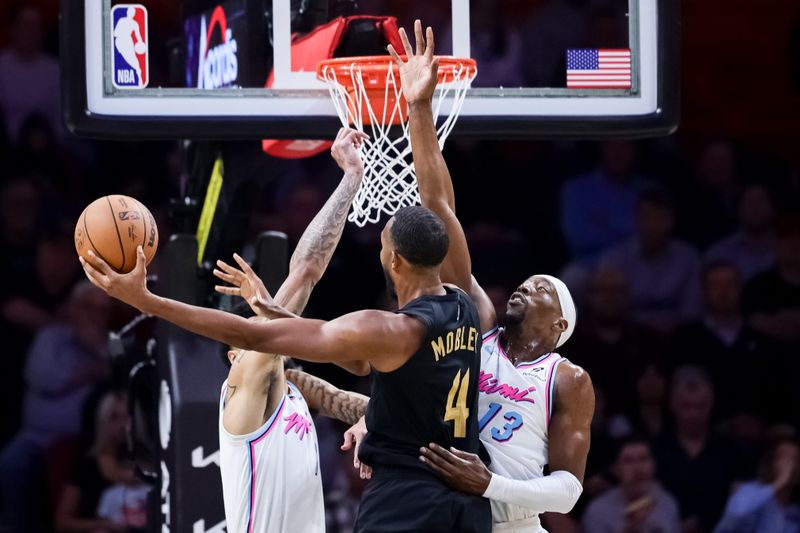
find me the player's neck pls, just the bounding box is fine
[501,325,554,365]
[394,272,445,308]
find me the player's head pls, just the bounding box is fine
[505,274,576,350]
[127,6,136,18]
[380,206,449,296]
[222,304,266,369]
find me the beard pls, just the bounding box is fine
[383,268,397,301]
[503,303,525,330]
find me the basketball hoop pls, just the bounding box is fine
[317,56,477,226]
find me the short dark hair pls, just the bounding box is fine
[637,185,675,213]
[390,206,449,267]
[614,434,653,461]
[671,365,714,395]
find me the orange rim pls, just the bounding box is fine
[316,55,477,87]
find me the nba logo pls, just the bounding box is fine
[111,5,149,89]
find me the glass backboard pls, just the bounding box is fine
[62,0,678,139]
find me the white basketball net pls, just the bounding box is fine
[320,59,476,226]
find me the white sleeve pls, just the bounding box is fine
[482,470,583,514]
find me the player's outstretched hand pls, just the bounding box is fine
[388,19,439,105]
[80,246,149,309]
[214,253,273,314]
[419,442,491,495]
[330,127,369,175]
[342,416,372,479]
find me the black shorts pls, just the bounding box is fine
[354,465,492,533]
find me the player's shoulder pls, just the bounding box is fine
[442,282,468,294]
[346,308,428,335]
[554,358,593,396]
[443,282,482,311]
[441,283,475,307]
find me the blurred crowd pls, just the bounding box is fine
[2,2,800,533]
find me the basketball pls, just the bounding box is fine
[134,42,146,54]
[74,195,159,273]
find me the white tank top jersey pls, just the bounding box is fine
[218,380,325,533]
[479,327,566,529]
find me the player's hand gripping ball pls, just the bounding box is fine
[74,195,158,273]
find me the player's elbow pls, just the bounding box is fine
[549,470,584,513]
[340,360,371,376]
[288,261,324,288]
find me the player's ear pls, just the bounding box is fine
[390,250,400,272]
[553,317,567,334]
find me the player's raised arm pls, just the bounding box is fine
[389,21,496,331]
[213,128,371,374]
[81,247,424,369]
[214,127,367,318]
[273,128,368,314]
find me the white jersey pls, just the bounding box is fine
[479,327,566,528]
[218,380,325,533]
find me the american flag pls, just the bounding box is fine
[566,49,631,89]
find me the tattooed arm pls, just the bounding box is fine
[213,129,371,375]
[214,128,367,318]
[285,368,368,425]
[272,128,368,316]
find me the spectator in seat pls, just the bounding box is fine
[600,186,702,333]
[713,437,800,533]
[610,360,670,441]
[0,5,61,141]
[672,261,765,419]
[742,214,800,425]
[706,183,776,282]
[562,266,663,413]
[743,213,800,347]
[583,435,681,533]
[677,141,741,249]
[560,140,641,265]
[54,391,143,533]
[0,282,112,533]
[653,366,744,533]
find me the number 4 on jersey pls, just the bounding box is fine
[445,369,470,438]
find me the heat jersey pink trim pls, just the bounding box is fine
[545,358,565,427]
[483,326,500,341]
[516,352,554,369]
[247,396,287,533]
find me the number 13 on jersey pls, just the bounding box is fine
[444,369,470,438]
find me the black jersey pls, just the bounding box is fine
[359,286,483,470]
